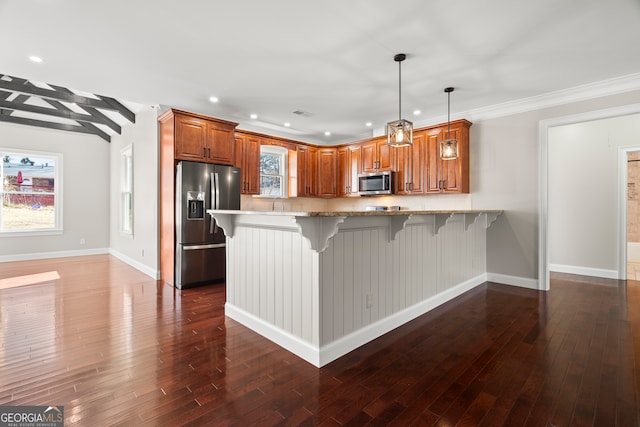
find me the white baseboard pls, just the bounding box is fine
[486,272,540,290]
[0,248,109,263]
[226,273,487,367]
[629,242,640,263]
[549,263,619,279]
[109,249,160,280]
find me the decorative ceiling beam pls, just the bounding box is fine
[0,75,135,123]
[0,108,111,142]
[0,98,121,133]
[43,99,112,142]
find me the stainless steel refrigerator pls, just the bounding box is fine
[175,161,241,289]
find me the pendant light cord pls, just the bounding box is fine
[398,60,402,120]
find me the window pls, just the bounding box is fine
[120,145,133,235]
[1,149,62,234]
[259,145,288,197]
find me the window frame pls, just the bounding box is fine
[0,148,63,236]
[258,145,288,198]
[120,144,133,237]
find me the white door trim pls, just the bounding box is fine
[538,103,640,290]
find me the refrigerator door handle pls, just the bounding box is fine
[183,243,226,250]
[209,172,220,234]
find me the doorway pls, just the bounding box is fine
[626,150,640,280]
[539,106,640,290]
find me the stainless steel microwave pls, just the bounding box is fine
[358,171,394,196]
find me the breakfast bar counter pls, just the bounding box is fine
[208,209,502,367]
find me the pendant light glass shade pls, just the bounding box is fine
[387,54,413,147]
[387,118,413,147]
[440,87,458,160]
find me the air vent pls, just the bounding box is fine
[292,110,314,117]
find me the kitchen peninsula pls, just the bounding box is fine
[209,209,501,367]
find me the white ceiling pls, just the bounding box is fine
[2,0,640,145]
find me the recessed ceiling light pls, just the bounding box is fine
[413,110,421,116]
[324,131,331,136]
[284,122,291,127]
[29,56,43,63]
[209,96,219,103]
[365,122,372,127]
[250,113,258,119]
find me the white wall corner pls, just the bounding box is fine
[109,248,160,280]
[486,272,540,290]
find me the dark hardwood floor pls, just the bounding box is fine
[1,255,639,426]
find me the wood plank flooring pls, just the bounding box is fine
[1,255,639,426]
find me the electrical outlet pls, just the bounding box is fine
[366,293,373,309]
[79,238,85,245]
[141,249,145,257]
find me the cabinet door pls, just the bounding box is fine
[206,125,234,165]
[349,145,362,194]
[234,135,260,194]
[408,132,426,194]
[317,148,337,197]
[440,126,461,192]
[377,138,394,171]
[394,145,410,194]
[244,137,261,195]
[337,147,350,197]
[297,146,318,196]
[425,129,443,193]
[174,115,206,161]
[361,140,378,172]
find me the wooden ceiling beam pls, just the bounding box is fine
[0,108,111,142]
[0,98,120,133]
[0,75,135,123]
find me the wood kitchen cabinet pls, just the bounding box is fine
[337,145,362,196]
[361,136,394,172]
[317,148,337,197]
[297,145,318,197]
[169,110,236,165]
[234,133,260,195]
[394,130,427,194]
[426,120,471,193]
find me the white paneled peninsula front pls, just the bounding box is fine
[208,209,502,367]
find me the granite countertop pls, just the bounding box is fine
[207,209,503,217]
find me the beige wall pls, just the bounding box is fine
[109,105,159,277]
[0,121,111,258]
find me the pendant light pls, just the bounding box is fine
[387,53,413,147]
[440,87,458,160]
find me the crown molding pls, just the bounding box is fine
[414,72,640,128]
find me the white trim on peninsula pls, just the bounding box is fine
[209,209,502,367]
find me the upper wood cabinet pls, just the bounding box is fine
[234,133,260,195]
[337,145,362,197]
[394,131,427,195]
[425,120,471,194]
[164,109,237,165]
[317,148,337,198]
[361,137,394,172]
[297,145,318,197]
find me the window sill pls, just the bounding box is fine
[0,229,63,237]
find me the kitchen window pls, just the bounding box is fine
[120,145,133,236]
[0,149,62,234]
[259,145,287,197]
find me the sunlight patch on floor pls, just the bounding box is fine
[0,271,60,290]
